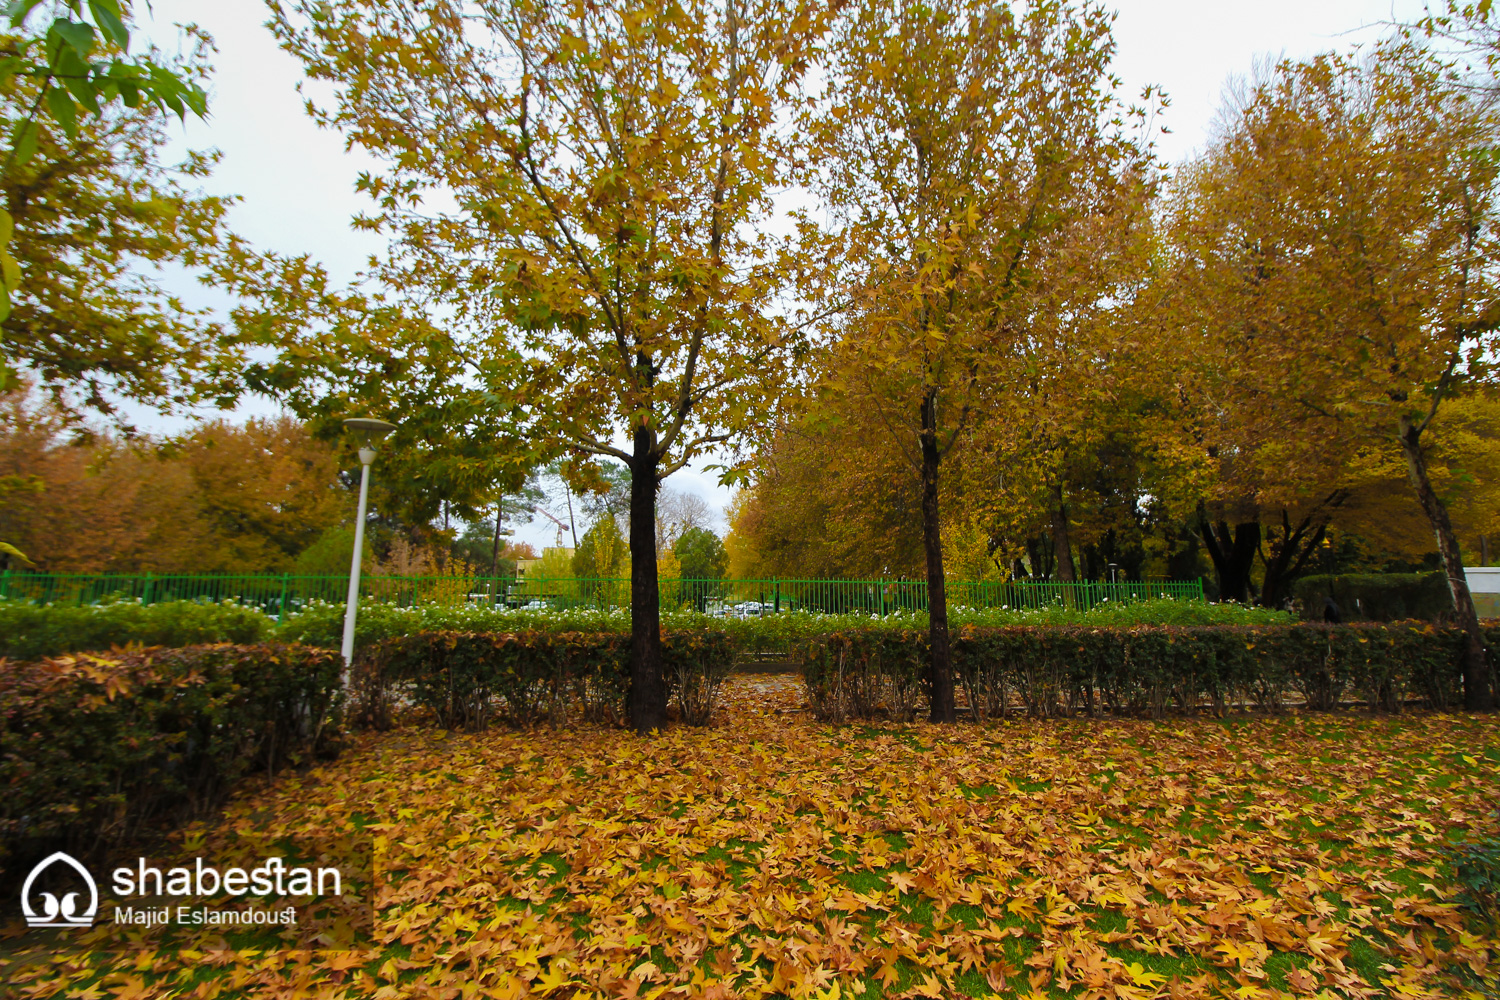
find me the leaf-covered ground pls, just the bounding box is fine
[6,675,1499,999]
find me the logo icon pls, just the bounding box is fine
[21,852,98,929]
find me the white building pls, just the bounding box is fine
[1468,567,1500,618]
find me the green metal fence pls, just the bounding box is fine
[0,570,1204,621]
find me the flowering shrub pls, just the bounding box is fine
[0,597,273,660]
[276,597,1292,654]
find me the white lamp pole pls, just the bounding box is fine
[340,418,399,666]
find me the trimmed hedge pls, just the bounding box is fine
[1292,572,1452,622]
[0,598,273,660]
[798,622,1499,721]
[353,630,737,730]
[275,597,1293,656]
[0,643,343,873]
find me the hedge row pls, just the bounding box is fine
[798,622,1500,721]
[275,597,1295,656]
[353,630,737,730]
[0,599,274,660]
[0,643,343,875]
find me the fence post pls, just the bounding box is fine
[0,568,9,602]
[142,572,154,607]
[278,573,290,624]
[774,578,780,614]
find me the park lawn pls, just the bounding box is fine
[4,676,1498,1000]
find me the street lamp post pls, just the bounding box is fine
[341,417,399,666]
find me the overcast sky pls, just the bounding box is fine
[135,0,1426,553]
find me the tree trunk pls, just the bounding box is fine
[627,426,668,733]
[1051,486,1076,583]
[1258,520,1324,610]
[921,390,955,724]
[1258,500,1342,609]
[1198,511,1260,603]
[1399,415,1491,711]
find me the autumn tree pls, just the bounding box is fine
[0,20,253,425]
[1170,43,1499,707]
[807,0,1155,720]
[0,1,211,327]
[728,413,930,580]
[0,385,346,572]
[270,0,832,732]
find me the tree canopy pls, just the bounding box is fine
[269,0,835,732]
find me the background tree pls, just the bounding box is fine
[727,414,927,579]
[271,0,833,733]
[655,487,712,553]
[573,515,629,581]
[673,526,728,581]
[808,0,1156,720]
[1169,42,1499,707]
[0,385,346,572]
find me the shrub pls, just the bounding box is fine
[0,598,274,660]
[797,622,1492,721]
[1292,572,1452,622]
[798,629,928,723]
[0,643,343,874]
[353,630,738,730]
[277,597,1292,655]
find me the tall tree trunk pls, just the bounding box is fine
[1051,486,1076,583]
[628,425,668,733]
[1399,415,1491,711]
[1197,510,1260,603]
[921,390,954,724]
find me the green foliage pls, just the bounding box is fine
[674,527,727,582]
[276,597,1290,656]
[353,629,736,730]
[1292,572,1454,622]
[0,642,343,871]
[799,621,1499,721]
[293,526,369,576]
[572,517,627,579]
[0,55,239,419]
[0,0,212,350]
[1445,828,1500,931]
[0,597,273,660]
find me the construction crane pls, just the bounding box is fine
[532,507,575,548]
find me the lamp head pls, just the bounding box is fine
[342,417,399,449]
[342,417,399,466]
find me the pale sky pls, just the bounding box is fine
[134,0,1426,553]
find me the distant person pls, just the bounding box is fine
[1323,597,1342,624]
